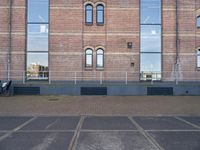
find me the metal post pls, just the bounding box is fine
[7,0,13,81]
[74,72,77,85]
[125,72,128,85]
[175,0,179,85]
[48,71,51,84]
[100,72,103,84]
[23,71,25,84]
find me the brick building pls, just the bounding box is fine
[0,0,200,95]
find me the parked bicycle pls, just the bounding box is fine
[0,80,12,96]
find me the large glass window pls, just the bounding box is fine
[141,25,161,52]
[197,16,200,28]
[197,49,200,68]
[28,0,49,23]
[27,24,48,52]
[140,53,161,80]
[141,0,161,24]
[85,49,93,67]
[27,0,49,80]
[96,49,104,68]
[140,0,161,81]
[96,4,104,25]
[85,4,93,25]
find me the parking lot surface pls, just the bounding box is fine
[0,116,200,150]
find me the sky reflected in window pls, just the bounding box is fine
[28,0,49,23]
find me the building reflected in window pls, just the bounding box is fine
[140,0,161,81]
[197,49,200,68]
[27,0,49,80]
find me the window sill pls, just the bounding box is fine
[85,67,93,71]
[96,23,104,26]
[85,23,93,26]
[96,67,104,71]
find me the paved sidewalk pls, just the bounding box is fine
[0,96,200,116]
[0,116,200,150]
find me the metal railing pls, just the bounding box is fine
[0,70,200,85]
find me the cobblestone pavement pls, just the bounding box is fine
[0,116,200,150]
[0,96,200,116]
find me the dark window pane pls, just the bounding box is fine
[141,0,161,24]
[86,5,93,24]
[27,24,48,52]
[28,0,49,23]
[197,16,200,27]
[27,53,48,80]
[141,25,161,52]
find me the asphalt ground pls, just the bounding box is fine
[0,96,200,150]
[0,116,200,150]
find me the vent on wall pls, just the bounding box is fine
[14,87,40,95]
[147,87,173,96]
[81,87,107,95]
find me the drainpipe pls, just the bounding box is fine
[7,0,12,81]
[175,0,179,84]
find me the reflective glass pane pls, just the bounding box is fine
[141,0,161,24]
[97,55,103,67]
[97,49,103,54]
[198,56,200,68]
[86,49,93,54]
[140,53,161,72]
[27,53,48,80]
[197,17,200,27]
[97,5,104,10]
[28,0,49,22]
[86,5,93,23]
[27,24,48,52]
[86,55,92,67]
[141,25,161,52]
[97,11,103,23]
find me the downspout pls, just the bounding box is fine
[175,0,179,84]
[7,0,12,80]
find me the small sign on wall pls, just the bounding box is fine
[127,42,133,49]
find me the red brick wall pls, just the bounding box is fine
[0,0,200,82]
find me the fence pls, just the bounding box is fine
[0,70,200,85]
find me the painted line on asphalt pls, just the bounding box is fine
[128,116,164,150]
[80,129,139,132]
[0,116,37,142]
[175,116,200,129]
[146,130,200,132]
[15,130,76,133]
[69,116,85,150]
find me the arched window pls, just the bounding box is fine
[96,49,104,68]
[85,4,93,25]
[197,16,200,28]
[96,4,104,25]
[197,49,200,68]
[85,49,93,67]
